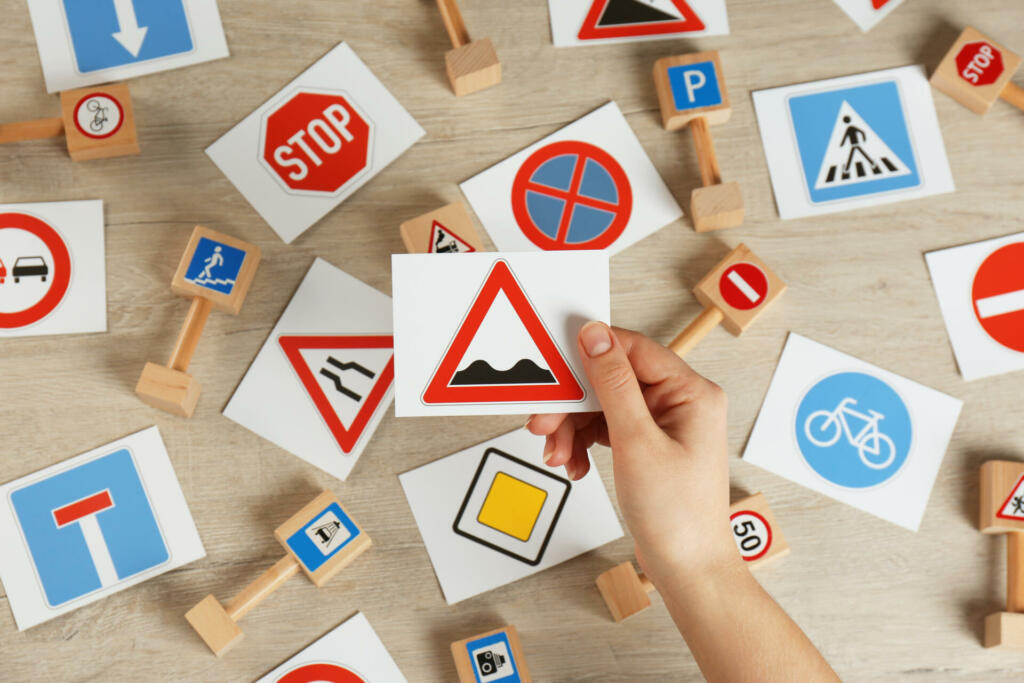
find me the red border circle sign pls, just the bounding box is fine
[511,140,632,251]
[275,662,367,683]
[972,242,1024,352]
[0,213,72,329]
[729,509,772,562]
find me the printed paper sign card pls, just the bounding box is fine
[460,102,682,255]
[926,232,1024,381]
[743,334,962,531]
[207,42,425,243]
[0,426,205,630]
[27,0,229,93]
[392,252,609,417]
[752,66,953,220]
[255,612,407,683]
[0,201,106,339]
[831,0,906,32]
[548,0,729,47]
[399,428,623,604]
[224,258,394,482]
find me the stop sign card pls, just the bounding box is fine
[224,258,394,481]
[547,0,729,47]
[926,232,1024,381]
[392,252,609,417]
[752,66,954,220]
[743,334,962,531]
[206,42,425,243]
[830,0,907,32]
[460,101,682,255]
[0,200,106,339]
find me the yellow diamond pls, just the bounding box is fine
[477,472,547,541]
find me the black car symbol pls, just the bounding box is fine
[13,256,48,283]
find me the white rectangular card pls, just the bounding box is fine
[743,333,962,531]
[224,258,394,482]
[392,252,609,417]
[399,428,623,604]
[460,101,682,256]
[752,66,953,220]
[926,233,1024,381]
[27,0,229,93]
[0,200,106,338]
[548,0,729,47]
[831,0,907,32]
[0,426,205,630]
[206,42,425,243]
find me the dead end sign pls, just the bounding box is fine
[972,242,1024,352]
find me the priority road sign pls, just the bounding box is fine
[972,242,1024,352]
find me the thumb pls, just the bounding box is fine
[577,322,652,441]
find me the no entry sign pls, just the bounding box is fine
[719,262,768,311]
[956,41,1004,86]
[972,242,1024,352]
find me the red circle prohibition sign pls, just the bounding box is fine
[729,509,772,562]
[276,662,367,683]
[511,140,633,250]
[0,213,72,329]
[72,92,125,140]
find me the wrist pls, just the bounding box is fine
[639,543,749,600]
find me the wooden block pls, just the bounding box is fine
[691,181,744,232]
[451,625,531,682]
[0,117,64,144]
[729,493,790,569]
[693,243,786,336]
[170,226,260,315]
[980,461,1024,533]
[985,612,1024,649]
[400,201,484,253]
[135,362,200,417]
[931,27,1023,115]
[60,84,140,161]
[445,38,502,96]
[653,51,732,131]
[184,595,244,657]
[274,491,371,587]
[595,562,652,622]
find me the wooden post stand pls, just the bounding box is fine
[980,461,1024,648]
[136,226,260,417]
[399,201,484,253]
[653,51,743,232]
[0,83,139,161]
[186,491,372,657]
[667,243,785,358]
[931,27,1023,116]
[451,625,532,682]
[436,0,501,96]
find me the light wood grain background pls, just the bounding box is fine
[2,0,1024,680]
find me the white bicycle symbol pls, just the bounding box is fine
[803,397,897,470]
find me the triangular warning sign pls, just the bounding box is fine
[871,0,891,9]
[577,0,705,40]
[814,101,911,190]
[430,220,475,253]
[422,260,584,405]
[279,335,394,453]
[997,475,1024,521]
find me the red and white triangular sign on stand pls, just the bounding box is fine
[430,220,476,253]
[422,260,584,405]
[279,335,394,453]
[997,474,1024,521]
[577,0,705,40]
[871,0,891,9]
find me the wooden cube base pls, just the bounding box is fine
[691,182,744,232]
[985,612,1024,649]
[596,562,653,622]
[445,39,501,96]
[451,625,531,683]
[135,362,201,417]
[185,595,244,657]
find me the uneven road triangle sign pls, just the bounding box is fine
[279,335,395,453]
[814,100,911,190]
[430,220,476,253]
[577,0,705,40]
[997,474,1024,521]
[423,260,584,405]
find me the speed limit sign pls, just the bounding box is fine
[730,509,772,562]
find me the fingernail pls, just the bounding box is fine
[564,461,575,480]
[580,321,612,358]
[523,416,533,431]
[543,448,555,465]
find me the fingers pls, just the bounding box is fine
[525,412,567,436]
[544,416,576,468]
[578,322,653,443]
[611,326,706,389]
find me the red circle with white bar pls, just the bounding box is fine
[719,262,768,311]
[275,662,367,683]
[0,213,72,329]
[972,243,1024,352]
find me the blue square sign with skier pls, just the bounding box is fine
[787,80,920,204]
[184,236,246,295]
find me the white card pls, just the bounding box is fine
[752,66,953,220]
[224,258,394,482]
[0,201,106,338]
[548,0,729,47]
[460,102,682,256]
[399,429,623,604]
[206,42,425,244]
[255,612,407,683]
[743,333,962,532]
[831,0,907,32]
[0,426,205,630]
[925,232,1024,381]
[392,252,609,417]
[27,0,229,93]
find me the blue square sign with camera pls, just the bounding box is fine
[667,60,723,111]
[466,630,521,682]
[183,236,246,295]
[284,502,360,573]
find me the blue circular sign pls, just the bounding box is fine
[795,371,911,488]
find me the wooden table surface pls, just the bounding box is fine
[2,0,1024,680]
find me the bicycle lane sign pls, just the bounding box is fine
[795,371,912,488]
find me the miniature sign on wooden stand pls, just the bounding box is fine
[980,461,1024,649]
[931,27,1024,116]
[400,201,484,254]
[0,83,139,161]
[435,0,501,96]
[667,243,785,358]
[451,624,531,682]
[136,226,260,417]
[596,493,788,622]
[186,491,371,657]
[653,51,743,231]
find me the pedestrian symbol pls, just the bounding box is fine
[996,475,1024,521]
[430,221,476,253]
[813,101,911,189]
[184,237,246,295]
[285,502,361,573]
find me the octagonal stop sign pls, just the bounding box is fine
[262,91,371,195]
[956,41,1004,86]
